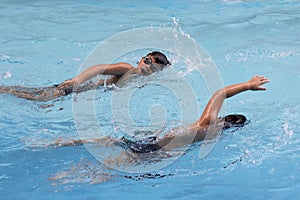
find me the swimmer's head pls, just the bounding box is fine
[223,114,247,129]
[147,51,171,66]
[137,51,171,75]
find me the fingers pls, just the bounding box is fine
[259,86,266,90]
[261,79,270,84]
[57,84,67,89]
[57,84,64,89]
[250,75,270,91]
[57,80,75,89]
[254,75,270,84]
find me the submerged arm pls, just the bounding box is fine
[196,75,270,126]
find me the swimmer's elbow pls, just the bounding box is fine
[197,116,212,127]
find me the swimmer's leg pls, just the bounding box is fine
[0,77,115,102]
[50,135,160,154]
[0,85,65,101]
[50,137,121,147]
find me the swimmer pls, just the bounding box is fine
[54,75,270,153]
[0,51,171,101]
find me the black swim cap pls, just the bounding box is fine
[147,51,171,66]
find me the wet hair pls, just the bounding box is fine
[147,51,171,66]
[223,114,247,129]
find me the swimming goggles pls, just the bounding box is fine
[143,56,152,65]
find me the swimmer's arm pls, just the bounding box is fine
[58,62,133,88]
[195,75,270,126]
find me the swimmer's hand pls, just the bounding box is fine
[248,75,270,91]
[57,79,76,89]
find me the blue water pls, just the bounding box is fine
[1,0,300,199]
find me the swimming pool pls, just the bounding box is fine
[1,0,300,199]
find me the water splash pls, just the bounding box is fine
[225,48,294,63]
[170,17,191,39]
[283,122,293,138]
[0,54,26,64]
[0,71,11,79]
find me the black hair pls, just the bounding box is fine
[223,114,247,129]
[147,51,171,66]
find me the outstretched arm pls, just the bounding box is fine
[196,75,270,126]
[58,62,133,88]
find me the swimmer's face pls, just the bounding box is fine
[137,55,164,75]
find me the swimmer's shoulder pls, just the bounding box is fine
[106,62,134,75]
